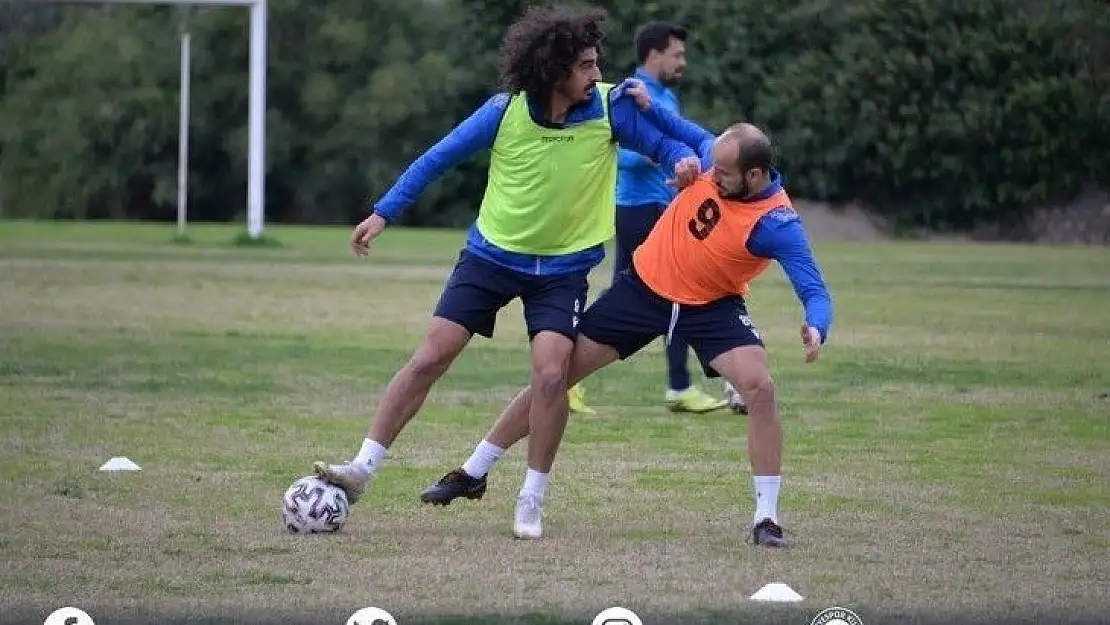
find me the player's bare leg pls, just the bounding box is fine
[314,317,471,503]
[421,337,620,534]
[504,330,574,538]
[707,345,786,548]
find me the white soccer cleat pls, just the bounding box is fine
[723,381,748,415]
[312,460,370,504]
[513,493,543,539]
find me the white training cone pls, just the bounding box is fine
[749,582,804,602]
[99,457,141,472]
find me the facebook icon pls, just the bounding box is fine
[43,607,95,625]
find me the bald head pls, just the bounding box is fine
[721,123,773,173]
[709,123,773,198]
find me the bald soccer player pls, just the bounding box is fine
[421,123,833,547]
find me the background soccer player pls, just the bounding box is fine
[568,20,728,417]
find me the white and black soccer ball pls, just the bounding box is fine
[282,475,350,534]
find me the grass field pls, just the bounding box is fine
[1,220,1108,625]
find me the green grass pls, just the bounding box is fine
[1,220,1108,625]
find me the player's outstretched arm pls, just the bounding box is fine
[370,94,508,224]
[608,90,699,179]
[638,102,716,167]
[612,80,661,170]
[617,78,714,165]
[747,209,834,345]
[618,147,654,170]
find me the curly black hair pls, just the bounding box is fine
[497,4,608,99]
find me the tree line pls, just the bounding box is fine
[1,0,1107,234]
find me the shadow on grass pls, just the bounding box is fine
[232,230,284,248]
[166,229,286,248]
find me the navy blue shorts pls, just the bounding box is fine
[434,249,589,341]
[578,267,764,378]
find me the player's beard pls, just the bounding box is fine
[578,81,597,101]
[556,81,593,104]
[720,180,749,200]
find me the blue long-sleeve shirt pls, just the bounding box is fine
[617,69,719,208]
[627,100,832,339]
[743,170,834,342]
[616,69,684,208]
[370,80,697,276]
[637,100,717,171]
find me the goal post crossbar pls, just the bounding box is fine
[57,0,268,239]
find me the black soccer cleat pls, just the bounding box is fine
[752,518,787,548]
[420,468,487,506]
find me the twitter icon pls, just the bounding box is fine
[346,606,398,625]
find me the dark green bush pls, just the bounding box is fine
[753,0,1109,232]
[1,0,1107,233]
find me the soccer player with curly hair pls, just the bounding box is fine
[312,5,708,525]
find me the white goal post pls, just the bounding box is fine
[61,0,268,240]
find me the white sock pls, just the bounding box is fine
[354,438,388,475]
[753,475,781,525]
[520,468,549,500]
[460,440,505,479]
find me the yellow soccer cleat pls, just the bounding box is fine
[665,385,728,413]
[567,383,596,415]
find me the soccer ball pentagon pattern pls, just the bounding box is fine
[282,475,350,534]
